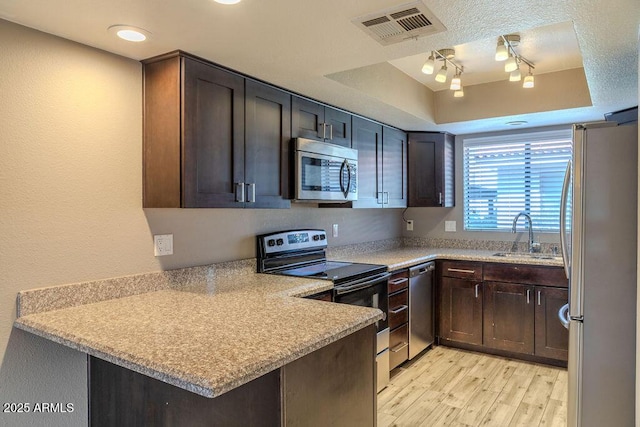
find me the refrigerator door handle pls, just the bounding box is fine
[558,303,570,330]
[559,160,571,280]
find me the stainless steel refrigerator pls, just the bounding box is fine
[559,122,638,427]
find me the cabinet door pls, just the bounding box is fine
[291,96,323,140]
[439,277,483,345]
[382,127,408,208]
[408,132,455,207]
[245,80,292,208]
[324,107,352,147]
[535,287,569,361]
[483,282,535,354]
[351,117,382,208]
[183,57,245,207]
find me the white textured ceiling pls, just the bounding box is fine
[0,0,638,134]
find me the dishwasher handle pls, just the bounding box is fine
[409,262,435,278]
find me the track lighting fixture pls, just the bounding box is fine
[454,87,464,98]
[496,34,535,88]
[420,48,464,96]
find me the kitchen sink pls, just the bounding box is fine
[492,252,562,260]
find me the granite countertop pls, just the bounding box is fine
[13,242,564,400]
[14,267,382,398]
[333,247,564,271]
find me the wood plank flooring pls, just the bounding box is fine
[377,346,567,427]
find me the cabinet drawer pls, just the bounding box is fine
[388,270,409,293]
[441,261,483,281]
[388,290,408,330]
[389,324,409,370]
[484,263,568,287]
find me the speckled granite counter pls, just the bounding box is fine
[13,240,563,400]
[332,247,564,271]
[14,262,382,398]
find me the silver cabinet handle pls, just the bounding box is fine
[439,192,442,205]
[390,342,409,353]
[389,278,408,285]
[448,268,475,274]
[235,182,245,203]
[537,290,541,306]
[526,289,531,304]
[558,303,570,330]
[329,124,333,140]
[320,122,326,140]
[389,305,408,315]
[246,183,256,203]
[475,284,480,298]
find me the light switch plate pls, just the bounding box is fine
[406,220,414,231]
[445,221,457,232]
[332,224,339,237]
[154,234,173,256]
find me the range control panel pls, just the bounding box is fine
[258,229,327,255]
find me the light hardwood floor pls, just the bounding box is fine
[377,346,567,427]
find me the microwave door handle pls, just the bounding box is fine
[340,159,349,198]
[345,162,352,197]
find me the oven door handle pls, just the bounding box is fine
[334,272,391,295]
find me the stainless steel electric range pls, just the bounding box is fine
[257,229,390,392]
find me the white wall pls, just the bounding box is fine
[0,19,403,426]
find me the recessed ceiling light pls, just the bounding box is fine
[214,0,241,4]
[506,120,528,126]
[108,25,150,42]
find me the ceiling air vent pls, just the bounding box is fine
[352,1,446,46]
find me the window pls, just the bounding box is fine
[463,129,572,232]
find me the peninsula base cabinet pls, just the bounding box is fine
[437,261,568,366]
[89,325,376,427]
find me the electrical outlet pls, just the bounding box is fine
[332,224,339,237]
[445,221,457,232]
[154,234,173,256]
[406,220,414,231]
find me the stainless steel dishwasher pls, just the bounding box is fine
[409,261,435,359]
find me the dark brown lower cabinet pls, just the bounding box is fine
[89,325,375,427]
[439,276,483,345]
[535,286,569,361]
[483,282,535,354]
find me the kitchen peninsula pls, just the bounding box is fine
[13,239,565,425]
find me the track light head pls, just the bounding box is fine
[523,71,535,88]
[435,63,448,83]
[509,67,522,82]
[450,72,462,90]
[504,55,518,72]
[421,53,436,75]
[495,39,508,61]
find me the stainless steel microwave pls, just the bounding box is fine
[294,138,358,202]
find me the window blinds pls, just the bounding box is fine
[463,129,572,232]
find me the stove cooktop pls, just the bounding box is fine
[277,261,387,283]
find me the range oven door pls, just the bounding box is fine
[334,272,391,392]
[333,273,389,333]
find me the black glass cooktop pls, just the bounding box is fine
[278,261,387,282]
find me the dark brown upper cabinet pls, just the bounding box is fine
[142,52,290,208]
[408,132,455,207]
[291,96,352,147]
[351,117,407,208]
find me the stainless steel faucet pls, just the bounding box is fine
[512,212,539,253]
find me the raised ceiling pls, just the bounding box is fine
[0,0,638,134]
